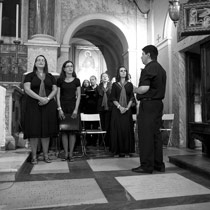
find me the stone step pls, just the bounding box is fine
[169,154,210,178]
[0,149,30,181]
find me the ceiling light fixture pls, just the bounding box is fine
[168,0,180,27]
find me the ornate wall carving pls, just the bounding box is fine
[0,44,27,82]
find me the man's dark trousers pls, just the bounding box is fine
[138,100,164,172]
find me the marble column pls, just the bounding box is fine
[58,45,71,73]
[126,49,142,86]
[30,0,55,37]
[26,0,59,74]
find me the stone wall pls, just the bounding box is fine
[59,0,139,42]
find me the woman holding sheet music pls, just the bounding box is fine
[56,60,81,162]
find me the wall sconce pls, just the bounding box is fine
[169,0,180,27]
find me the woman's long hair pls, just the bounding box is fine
[116,66,129,82]
[82,79,90,88]
[33,55,49,73]
[59,60,77,80]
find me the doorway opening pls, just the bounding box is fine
[186,40,210,155]
[186,45,202,150]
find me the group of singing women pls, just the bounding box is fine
[23,55,136,165]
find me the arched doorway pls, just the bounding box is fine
[60,14,129,83]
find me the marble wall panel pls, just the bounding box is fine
[178,52,187,147]
[172,51,184,147]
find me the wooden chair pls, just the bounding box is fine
[80,113,107,156]
[160,114,174,147]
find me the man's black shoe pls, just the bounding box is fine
[154,166,165,172]
[119,153,125,157]
[131,166,153,174]
[132,166,141,171]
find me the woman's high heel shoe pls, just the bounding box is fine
[69,156,74,162]
[31,158,38,165]
[61,156,68,161]
[44,157,51,163]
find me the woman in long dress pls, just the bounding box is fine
[23,55,58,164]
[97,72,112,147]
[110,66,135,156]
[56,60,81,162]
[80,79,90,113]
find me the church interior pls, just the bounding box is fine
[1,0,210,209]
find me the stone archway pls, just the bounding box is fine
[59,14,129,81]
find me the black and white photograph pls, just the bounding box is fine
[0,0,210,210]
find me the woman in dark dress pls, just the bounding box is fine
[110,66,135,156]
[97,72,112,147]
[84,76,99,146]
[56,61,81,162]
[23,55,58,164]
[80,79,90,113]
[85,75,98,114]
[81,79,90,93]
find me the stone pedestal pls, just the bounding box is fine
[25,34,60,73]
[0,83,23,150]
[0,86,6,150]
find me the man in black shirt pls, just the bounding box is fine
[132,45,166,174]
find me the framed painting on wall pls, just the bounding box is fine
[180,2,210,36]
[74,45,107,84]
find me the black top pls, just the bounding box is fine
[24,72,56,97]
[57,78,80,102]
[84,85,99,114]
[57,78,81,113]
[110,82,134,104]
[137,60,166,100]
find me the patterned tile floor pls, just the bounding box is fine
[0,147,210,210]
